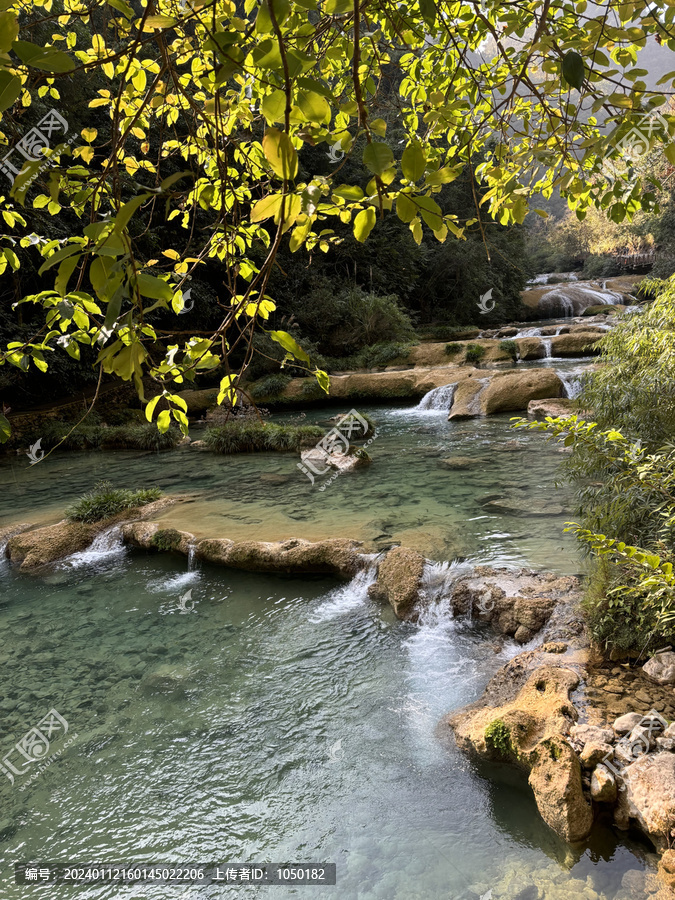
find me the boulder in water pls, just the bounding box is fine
[368,546,425,620]
[195,536,364,579]
[549,332,602,357]
[516,337,546,360]
[527,398,575,420]
[643,651,675,685]
[482,498,565,516]
[620,752,675,850]
[480,369,564,415]
[437,456,481,470]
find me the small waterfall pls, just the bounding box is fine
[467,378,490,416]
[415,382,458,412]
[309,560,377,623]
[187,542,198,571]
[61,526,124,568]
[541,338,552,358]
[514,326,542,338]
[558,371,585,399]
[417,559,474,612]
[538,284,623,318]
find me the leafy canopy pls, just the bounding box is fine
[1,0,675,440]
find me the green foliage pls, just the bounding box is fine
[498,340,517,359]
[420,326,480,341]
[465,343,486,364]
[325,341,414,372]
[204,422,324,454]
[484,720,513,756]
[248,374,292,401]
[151,529,183,552]
[582,305,618,316]
[445,343,462,355]
[66,481,162,523]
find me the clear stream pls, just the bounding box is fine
[0,385,658,899]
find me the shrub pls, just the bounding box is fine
[445,343,462,355]
[465,343,486,364]
[420,325,480,341]
[151,529,183,551]
[204,422,324,454]
[101,423,180,451]
[324,341,414,372]
[248,374,292,401]
[498,339,517,359]
[66,481,162,523]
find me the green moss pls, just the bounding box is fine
[151,529,183,551]
[66,481,162,523]
[484,719,513,755]
[541,738,562,761]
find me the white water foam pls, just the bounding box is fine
[309,562,377,623]
[60,526,125,568]
[147,570,200,593]
[415,382,458,412]
[558,370,586,399]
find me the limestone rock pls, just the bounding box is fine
[527,398,575,420]
[482,498,565,517]
[591,764,617,802]
[570,723,615,746]
[447,377,486,420]
[643,652,675,685]
[515,336,546,361]
[480,369,564,415]
[622,751,675,849]
[195,536,364,580]
[580,741,614,769]
[368,546,426,620]
[658,849,675,892]
[437,456,481,469]
[449,664,593,843]
[549,332,603,357]
[614,712,644,735]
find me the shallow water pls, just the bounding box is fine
[1,406,583,573]
[0,548,657,899]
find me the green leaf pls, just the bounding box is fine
[38,244,82,275]
[251,194,283,222]
[0,412,10,443]
[136,273,173,301]
[333,184,364,201]
[263,128,298,180]
[55,255,80,297]
[157,409,172,433]
[353,206,376,242]
[112,193,150,235]
[396,193,417,223]
[562,50,585,90]
[269,329,311,363]
[315,369,330,394]
[325,0,352,13]
[0,12,18,53]
[255,0,291,33]
[419,0,436,27]
[665,144,675,166]
[142,15,178,30]
[145,394,163,422]
[106,0,134,16]
[0,70,20,111]
[13,40,75,72]
[401,141,426,181]
[363,142,394,175]
[297,89,331,124]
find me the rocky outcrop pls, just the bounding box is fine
[515,336,546,360]
[527,398,575,420]
[300,446,371,475]
[620,752,675,850]
[367,546,426,619]
[450,567,582,643]
[122,521,365,579]
[449,664,593,842]
[446,376,487,419]
[549,332,603,357]
[479,369,563,415]
[6,498,177,570]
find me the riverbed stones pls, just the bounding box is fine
[580,741,613,769]
[643,652,675,685]
[368,546,426,620]
[570,723,615,746]
[614,713,644,735]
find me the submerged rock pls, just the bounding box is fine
[481,498,565,517]
[527,398,575,420]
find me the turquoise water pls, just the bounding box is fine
[0,399,658,898]
[0,548,656,899]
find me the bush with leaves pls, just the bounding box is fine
[66,481,162,523]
